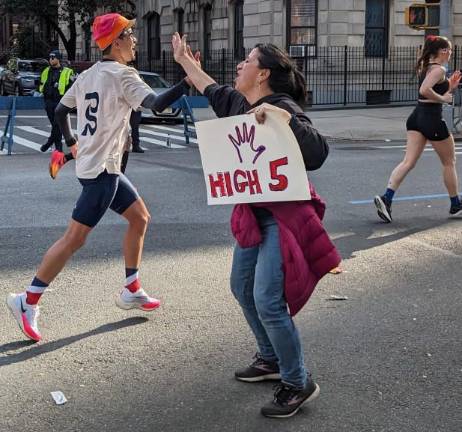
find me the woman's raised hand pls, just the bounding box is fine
[187,45,201,68]
[184,48,201,87]
[448,70,462,91]
[172,32,188,63]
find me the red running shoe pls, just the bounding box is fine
[49,150,66,179]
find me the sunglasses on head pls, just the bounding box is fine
[49,55,57,59]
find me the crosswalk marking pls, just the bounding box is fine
[2,123,195,154]
[138,135,185,149]
[7,135,42,152]
[374,145,407,149]
[17,125,50,137]
[139,127,197,144]
[143,124,196,135]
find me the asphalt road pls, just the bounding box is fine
[0,116,461,432]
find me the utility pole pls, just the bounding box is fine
[439,0,453,39]
[439,0,454,129]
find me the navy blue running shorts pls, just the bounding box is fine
[72,171,139,228]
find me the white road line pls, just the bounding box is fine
[0,115,48,118]
[9,135,42,152]
[139,127,197,144]
[16,125,50,137]
[373,144,462,153]
[11,123,197,152]
[422,147,462,152]
[140,136,185,149]
[144,124,196,134]
[0,149,24,155]
[0,115,77,119]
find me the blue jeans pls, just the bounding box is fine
[230,213,308,388]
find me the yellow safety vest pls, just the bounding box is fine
[39,66,74,96]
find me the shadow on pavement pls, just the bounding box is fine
[330,217,461,260]
[0,317,148,368]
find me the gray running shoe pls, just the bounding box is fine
[374,195,392,223]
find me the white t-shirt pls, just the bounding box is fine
[60,61,152,179]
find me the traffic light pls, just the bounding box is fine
[405,3,440,29]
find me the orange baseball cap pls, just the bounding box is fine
[92,13,136,50]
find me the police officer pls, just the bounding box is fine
[39,50,75,152]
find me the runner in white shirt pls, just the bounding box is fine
[6,13,190,342]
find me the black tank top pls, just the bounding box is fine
[418,63,450,100]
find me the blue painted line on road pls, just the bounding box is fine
[350,193,448,205]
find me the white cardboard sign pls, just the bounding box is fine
[195,112,310,205]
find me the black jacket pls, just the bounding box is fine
[203,84,329,171]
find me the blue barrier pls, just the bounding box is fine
[0,96,45,154]
[0,95,44,110]
[0,94,205,153]
[171,95,208,110]
[1,97,17,155]
[179,95,197,145]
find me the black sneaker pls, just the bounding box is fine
[131,146,145,153]
[261,379,320,419]
[40,143,52,153]
[234,354,281,382]
[449,200,462,216]
[374,195,392,223]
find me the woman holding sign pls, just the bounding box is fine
[172,34,340,419]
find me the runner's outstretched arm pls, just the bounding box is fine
[141,79,190,113]
[55,78,190,146]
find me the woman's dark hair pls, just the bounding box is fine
[416,35,450,76]
[254,43,307,106]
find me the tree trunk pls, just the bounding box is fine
[45,17,75,59]
[67,13,77,60]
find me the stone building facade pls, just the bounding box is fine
[64,1,462,105]
[134,0,462,59]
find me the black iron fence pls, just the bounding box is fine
[73,45,462,107]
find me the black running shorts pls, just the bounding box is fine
[72,171,139,228]
[406,103,450,141]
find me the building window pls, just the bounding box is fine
[203,4,212,58]
[177,8,185,36]
[287,0,317,56]
[234,0,244,58]
[365,0,389,57]
[147,12,161,60]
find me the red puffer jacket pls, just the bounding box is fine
[231,185,341,316]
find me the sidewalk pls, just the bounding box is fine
[307,106,414,142]
[193,105,462,142]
